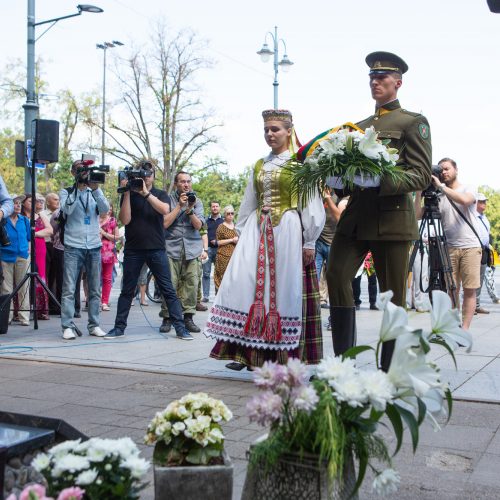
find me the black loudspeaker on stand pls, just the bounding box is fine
[0,119,63,332]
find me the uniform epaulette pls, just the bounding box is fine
[400,109,421,118]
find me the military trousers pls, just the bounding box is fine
[326,233,410,309]
[160,248,199,318]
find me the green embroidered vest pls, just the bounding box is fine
[253,158,298,227]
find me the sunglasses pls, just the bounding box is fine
[226,212,234,215]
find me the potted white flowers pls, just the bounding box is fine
[32,437,149,499]
[242,290,472,499]
[144,392,233,500]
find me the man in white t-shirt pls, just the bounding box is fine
[432,157,481,330]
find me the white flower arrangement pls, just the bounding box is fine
[145,392,233,466]
[33,437,149,500]
[247,289,472,497]
[290,122,409,203]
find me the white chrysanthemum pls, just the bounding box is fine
[49,439,81,459]
[291,385,319,412]
[372,468,400,495]
[317,356,357,381]
[331,375,368,408]
[31,453,50,471]
[75,468,98,485]
[54,453,90,473]
[358,370,395,411]
[121,456,150,479]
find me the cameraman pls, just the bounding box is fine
[159,171,205,334]
[105,161,192,340]
[430,157,482,330]
[59,160,110,340]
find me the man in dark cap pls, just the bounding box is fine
[326,51,432,370]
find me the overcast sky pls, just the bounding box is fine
[2,0,500,190]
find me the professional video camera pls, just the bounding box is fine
[117,160,154,194]
[422,164,443,204]
[76,154,109,184]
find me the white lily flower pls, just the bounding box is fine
[430,291,472,352]
[379,301,412,342]
[358,127,384,160]
[372,468,400,495]
[376,290,393,311]
[388,333,441,397]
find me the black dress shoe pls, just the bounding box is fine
[159,318,172,333]
[184,317,201,333]
[370,304,379,311]
[74,312,81,318]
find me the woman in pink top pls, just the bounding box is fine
[99,206,119,311]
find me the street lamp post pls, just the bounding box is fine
[256,26,294,109]
[96,41,124,167]
[24,2,103,192]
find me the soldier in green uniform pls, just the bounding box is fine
[326,51,432,371]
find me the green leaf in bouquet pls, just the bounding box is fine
[394,403,419,453]
[430,337,457,369]
[342,345,374,360]
[385,403,403,456]
[445,387,453,423]
[417,397,427,426]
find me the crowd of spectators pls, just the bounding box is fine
[0,155,498,339]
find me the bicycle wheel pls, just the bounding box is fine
[146,271,162,303]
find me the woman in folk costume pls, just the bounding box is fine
[204,109,325,371]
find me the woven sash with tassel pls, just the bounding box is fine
[244,210,282,342]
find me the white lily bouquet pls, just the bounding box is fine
[246,290,472,497]
[290,122,408,202]
[145,392,233,466]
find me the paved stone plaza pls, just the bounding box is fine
[1,278,500,498]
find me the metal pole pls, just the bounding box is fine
[101,46,106,166]
[24,0,39,193]
[272,26,279,109]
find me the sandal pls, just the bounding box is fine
[225,362,246,371]
[140,301,149,307]
[102,304,110,311]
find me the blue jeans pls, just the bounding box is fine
[315,239,330,282]
[61,246,101,331]
[202,247,217,299]
[114,248,185,332]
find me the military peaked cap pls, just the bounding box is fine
[366,51,408,75]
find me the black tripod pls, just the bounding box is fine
[408,193,457,307]
[0,143,76,332]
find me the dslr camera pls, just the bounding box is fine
[76,154,109,184]
[186,192,196,204]
[117,160,154,194]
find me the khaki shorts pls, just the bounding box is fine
[448,247,482,289]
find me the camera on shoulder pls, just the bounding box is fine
[76,154,109,184]
[117,160,154,194]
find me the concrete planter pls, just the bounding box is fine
[153,450,233,500]
[242,446,358,500]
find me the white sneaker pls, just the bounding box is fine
[62,328,76,340]
[89,326,107,337]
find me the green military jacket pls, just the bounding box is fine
[337,99,432,241]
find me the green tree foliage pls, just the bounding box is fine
[191,165,251,217]
[478,185,500,250]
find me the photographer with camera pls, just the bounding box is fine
[105,160,193,340]
[159,171,205,334]
[427,157,482,330]
[59,160,110,340]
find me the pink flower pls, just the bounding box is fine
[6,494,17,500]
[56,487,85,500]
[20,484,48,500]
[247,391,283,426]
[286,359,310,388]
[253,362,288,391]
